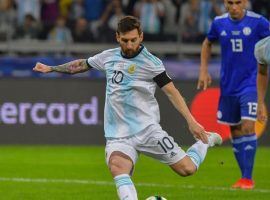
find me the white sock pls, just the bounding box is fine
[186,140,208,169]
[114,174,138,200]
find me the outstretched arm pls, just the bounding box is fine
[257,63,268,122]
[162,82,208,144]
[197,38,212,90]
[33,59,91,74]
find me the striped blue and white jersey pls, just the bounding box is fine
[87,46,165,138]
[255,36,270,65]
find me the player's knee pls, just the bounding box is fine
[109,157,124,175]
[241,123,254,134]
[108,155,133,177]
[180,164,197,177]
[171,162,196,177]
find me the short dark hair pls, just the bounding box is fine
[117,16,142,35]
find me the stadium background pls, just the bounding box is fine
[0,0,269,145]
[1,1,270,199]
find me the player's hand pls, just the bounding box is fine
[257,102,268,122]
[33,62,53,73]
[197,71,212,90]
[188,120,209,144]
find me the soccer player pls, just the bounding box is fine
[255,36,270,123]
[34,16,222,200]
[197,0,270,189]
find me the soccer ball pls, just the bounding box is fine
[145,196,167,200]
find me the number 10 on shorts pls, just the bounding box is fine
[157,137,174,153]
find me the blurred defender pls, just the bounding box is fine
[197,0,270,189]
[255,36,270,123]
[34,16,222,200]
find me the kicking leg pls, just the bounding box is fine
[171,132,222,176]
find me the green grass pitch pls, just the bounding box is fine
[0,146,269,200]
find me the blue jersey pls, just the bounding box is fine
[208,11,270,95]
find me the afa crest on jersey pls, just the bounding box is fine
[128,64,136,74]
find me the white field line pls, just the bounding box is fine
[0,177,270,193]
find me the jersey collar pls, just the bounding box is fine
[120,45,144,59]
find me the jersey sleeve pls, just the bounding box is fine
[258,17,270,39]
[147,55,167,78]
[254,37,270,65]
[153,71,172,88]
[254,40,266,64]
[87,51,106,71]
[149,59,172,88]
[207,20,219,41]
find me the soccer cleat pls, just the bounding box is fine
[232,178,245,188]
[241,179,255,190]
[231,178,255,189]
[207,132,223,147]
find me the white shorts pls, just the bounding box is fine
[105,125,186,166]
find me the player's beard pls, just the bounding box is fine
[122,45,140,58]
[124,49,136,57]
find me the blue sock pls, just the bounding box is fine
[243,134,257,180]
[232,136,246,178]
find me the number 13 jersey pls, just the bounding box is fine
[207,10,270,95]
